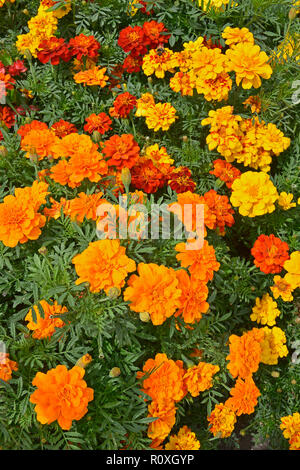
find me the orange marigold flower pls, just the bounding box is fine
[30,365,94,430]
[51,119,77,138]
[25,299,67,339]
[210,159,241,189]
[73,66,109,87]
[0,105,15,128]
[226,43,273,89]
[145,102,178,132]
[202,189,235,235]
[175,240,220,283]
[251,234,290,274]
[102,133,140,170]
[184,361,220,397]
[0,353,18,382]
[131,158,166,193]
[222,27,255,47]
[67,150,108,185]
[165,426,200,450]
[142,20,170,49]
[50,132,98,159]
[0,181,48,247]
[84,112,112,135]
[280,413,300,451]
[118,25,147,57]
[225,376,261,416]
[111,92,137,118]
[17,120,48,141]
[147,400,176,441]
[66,192,107,223]
[50,159,80,188]
[21,128,59,160]
[226,328,264,379]
[283,251,300,290]
[170,71,195,96]
[136,353,187,404]
[69,34,100,60]
[44,196,69,220]
[72,239,136,294]
[175,270,209,324]
[271,275,294,302]
[124,263,182,325]
[243,95,261,114]
[207,403,237,438]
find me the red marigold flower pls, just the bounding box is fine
[102,133,140,170]
[69,34,101,60]
[142,20,170,49]
[84,112,112,135]
[118,25,147,57]
[8,59,27,76]
[51,119,78,138]
[17,120,48,141]
[0,105,15,129]
[37,37,71,65]
[251,234,290,274]
[210,159,241,189]
[111,92,137,118]
[131,158,166,193]
[0,73,15,102]
[123,53,143,73]
[168,166,196,193]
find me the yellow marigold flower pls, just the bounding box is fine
[278,192,296,210]
[260,327,288,365]
[226,43,273,89]
[250,293,281,326]
[170,71,195,96]
[38,0,72,19]
[184,362,220,397]
[142,48,175,79]
[283,251,300,290]
[256,123,291,156]
[165,426,200,450]
[280,413,300,451]
[135,93,156,117]
[16,33,41,58]
[243,95,261,113]
[183,36,204,57]
[193,0,232,11]
[222,27,255,47]
[28,11,58,40]
[271,276,294,302]
[195,72,232,102]
[145,102,178,132]
[25,300,67,340]
[207,403,237,438]
[276,33,300,63]
[190,47,229,82]
[73,66,109,87]
[144,144,174,165]
[230,171,279,217]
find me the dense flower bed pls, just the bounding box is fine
[0,0,299,451]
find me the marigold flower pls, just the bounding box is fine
[73,66,109,87]
[250,293,281,326]
[251,234,290,274]
[44,196,69,220]
[283,251,300,290]
[67,151,108,185]
[175,240,220,283]
[84,112,112,135]
[130,158,166,193]
[0,353,18,382]
[111,92,137,118]
[28,10,58,42]
[123,53,143,73]
[170,71,195,96]
[50,159,80,188]
[69,34,100,60]
[271,276,294,302]
[260,327,288,365]
[124,263,182,325]
[207,403,237,438]
[280,413,300,451]
[243,95,261,114]
[202,189,235,235]
[142,20,170,49]
[17,120,48,140]
[76,354,93,369]
[278,192,296,210]
[145,102,178,132]
[25,300,67,339]
[37,37,71,64]
[184,361,219,397]
[39,0,71,19]
[30,365,94,430]
[0,105,15,129]
[210,159,241,189]
[136,353,187,404]
[147,400,176,441]
[222,27,255,47]
[226,328,264,379]
[8,59,27,76]
[144,144,174,165]
[51,119,77,138]
[165,426,200,450]
[73,240,136,294]
[168,166,196,193]
[225,376,260,416]
[16,33,41,58]
[118,25,147,57]
[142,48,175,78]
[66,192,108,223]
[226,43,273,89]
[230,171,279,217]
[135,92,156,117]
[102,134,140,170]
[21,128,59,160]
[175,270,209,324]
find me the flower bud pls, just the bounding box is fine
[139,311,151,322]
[23,49,32,61]
[291,379,297,385]
[22,8,29,15]
[289,7,298,20]
[182,135,188,142]
[76,354,92,369]
[271,371,280,378]
[107,287,121,299]
[92,130,101,143]
[121,167,131,188]
[38,246,48,256]
[109,367,121,378]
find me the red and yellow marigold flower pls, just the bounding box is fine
[130,158,166,193]
[142,48,175,78]
[73,66,109,87]
[69,34,100,60]
[207,403,237,438]
[37,37,71,64]
[165,426,200,450]
[144,102,178,132]
[210,159,241,189]
[84,112,112,135]
[280,413,300,451]
[51,119,77,138]
[118,25,147,57]
[110,92,137,118]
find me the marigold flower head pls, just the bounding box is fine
[280,413,300,451]
[144,144,174,165]
[84,112,112,135]
[28,10,58,41]
[17,120,48,140]
[16,33,41,58]
[142,20,170,49]
[124,263,182,325]
[278,192,296,211]
[145,102,178,132]
[175,240,220,283]
[21,128,59,160]
[130,158,166,193]
[111,92,137,118]
[66,192,108,223]
[73,240,136,294]
[168,166,196,194]
[25,300,67,339]
[226,328,264,379]
[283,251,300,290]
[135,92,156,117]
[118,25,147,57]
[222,27,255,47]
[73,66,109,87]
[170,71,195,96]
[260,327,288,365]
[0,353,18,382]
[69,34,100,60]
[210,159,241,189]
[50,159,80,188]
[37,37,71,65]
[142,48,175,78]
[270,276,294,302]
[123,53,143,73]
[225,376,260,416]
[226,43,272,89]
[0,105,15,129]
[250,293,281,326]
[39,0,71,18]
[230,171,279,217]
[50,119,77,138]
[147,400,176,441]
[196,72,232,102]
[202,189,235,235]
[184,361,219,397]
[175,270,209,324]
[207,403,237,438]
[136,353,187,404]
[30,365,94,430]
[243,95,261,114]
[102,133,140,170]
[165,426,200,450]
[251,234,290,274]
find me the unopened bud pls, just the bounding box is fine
[76,353,92,369]
[182,135,188,142]
[109,367,121,378]
[24,49,32,61]
[277,388,282,393]
[23,8,29,15]
[107,287,121,299]
[147,77,153,84]
[240,430,246,437]
[271,371,280,378]
[121,167,131,188]
[139,311,151,322]
[291,379,297,385]
[92,130,101,143]
[289,7,298,20]
[38,246,47,256]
